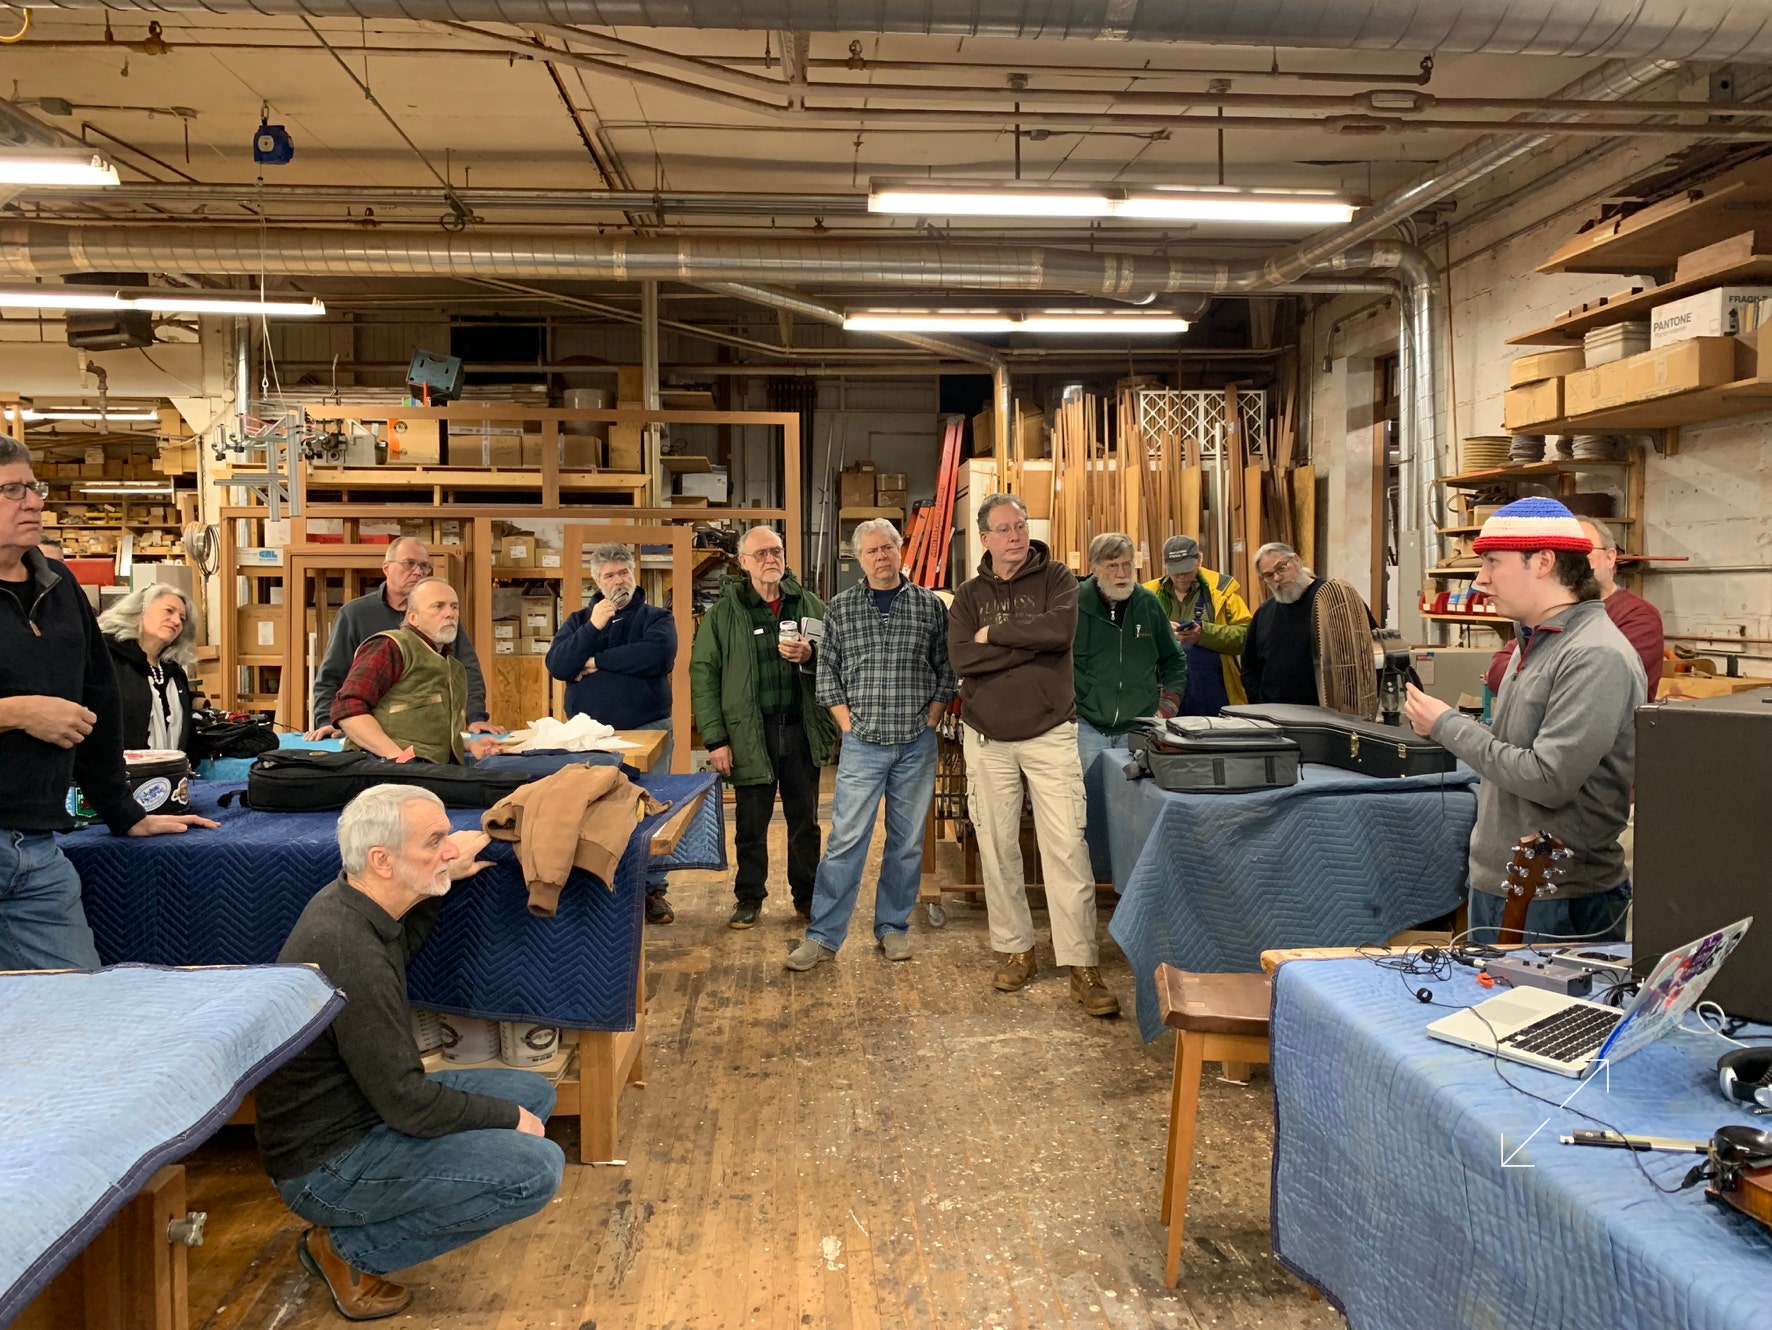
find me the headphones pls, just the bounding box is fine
[1717,1048,1772,1110]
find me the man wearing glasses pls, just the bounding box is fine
[0,437,218,971]
[690,525,838,929]
[948,494,1120,1018]
[308,536,499,741]
[1240,542,1326,706]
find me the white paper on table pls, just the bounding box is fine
[492,714,643,754]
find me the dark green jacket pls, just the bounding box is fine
[1073,578,1186,735]
[689,570,839,785]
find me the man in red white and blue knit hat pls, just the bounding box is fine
[1403,497,1646,943]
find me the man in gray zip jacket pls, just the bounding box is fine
[1404,497,1644,943]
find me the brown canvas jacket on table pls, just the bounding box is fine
[483,765,668,916]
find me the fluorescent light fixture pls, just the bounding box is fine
[0,152,120,187]
[25,408,162,422]
[869,179,1354,225]
[0,284,326,317]
[844,309,1190,334]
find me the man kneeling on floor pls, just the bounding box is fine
[255,784,564,1321]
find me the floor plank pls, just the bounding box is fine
[182,793,1343,1329]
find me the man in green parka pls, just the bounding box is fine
[690,525,839,929]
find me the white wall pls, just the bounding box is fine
[1303,77,1772,665]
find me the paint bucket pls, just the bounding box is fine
[437,1014,499,1064]
[499,1021,561,1068]
[411,1008,445,1054]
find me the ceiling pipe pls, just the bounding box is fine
[17,0,1772,62]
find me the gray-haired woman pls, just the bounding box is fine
[97,583,199,755]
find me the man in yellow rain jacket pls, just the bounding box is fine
[1142,534,1253,715]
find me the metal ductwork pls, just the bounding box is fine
[16,0,1772,62]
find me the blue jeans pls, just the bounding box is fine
[1467,879,1632,946]
[635,717,674,891]
[0,831,101,971]
[806,726,938,952]
[274,1069,564,1277]
[1075,718,1122,883]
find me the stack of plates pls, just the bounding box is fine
[1570,434,1618,459]
[1509,434,1547,463]
[1549,436,1576,460]
[1460,436,1513,471]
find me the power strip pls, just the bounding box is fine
[1485,954,1598,998]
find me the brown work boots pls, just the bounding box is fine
[298,1227,412,1320]
[991,949,1122,1018]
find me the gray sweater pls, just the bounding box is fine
[1432,598,1645,900]
[312,587,487,726]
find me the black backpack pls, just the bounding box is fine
[228,748,539,812]
[190,711,280,763]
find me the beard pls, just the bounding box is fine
[431,622,460,644]
[1270,579,1309,605]
[607,584,633,609]
[401,861,453,899]
[1097,579,1135,603]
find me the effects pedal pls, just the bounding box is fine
[1484,954,1599,998]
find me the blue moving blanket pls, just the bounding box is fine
[1269,956,1772,1329]
[62,773,723,1031]
[1106,763,1477,1040]
[0,964,342,1321]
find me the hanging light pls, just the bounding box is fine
[0,284,326,317]
[0,152,121,187]
[844,309,1191,334]
[869,179,1354,225]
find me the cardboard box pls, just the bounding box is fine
[839,467,877,510]
[1508,348,1585,387]
[384,416,441,466]
[522,635,550,655]
[500,536,535,568]
[1503,377,1564,430]
[493,622,519,640]
[494,639,517,656]
[520,596,556,634]
[237,547,284,566]
[607,424,644,472]
[679,471,729,502]
[1563,358,1633,416]
[560,436,602,470]
[1623,336,1744,402]
[84,446,106,465]
[1649,286,1772,347]
[537,549,563,570]
[971,400,1048,458]
[237,605,282,653]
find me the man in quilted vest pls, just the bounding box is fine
[332,579,502,765]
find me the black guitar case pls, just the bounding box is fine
[1219,703,1457,778]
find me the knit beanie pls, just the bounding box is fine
[1470,496,1593,554]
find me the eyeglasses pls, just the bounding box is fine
[988,521,1029,537]
[1258,557,1297,583]
[747,547,785,562]
[0,481,50,503]
[386,558,434,575]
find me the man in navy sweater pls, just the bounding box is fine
[0,436,216,971]
[545,542,678,923]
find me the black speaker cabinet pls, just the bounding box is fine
[1634,687,1772,1023]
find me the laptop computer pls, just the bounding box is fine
[1425,917,1753,1078]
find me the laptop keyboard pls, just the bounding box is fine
[1498,1005,1623,1064]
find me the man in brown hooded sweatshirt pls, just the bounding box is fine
[947,493,1119,1018]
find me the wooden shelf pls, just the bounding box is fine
[236,654,282,665]
[661,455,712,474]
[1439,458,1633,489]
[306,467,649,492]
[1537,174,1772,278]
[491,567,564,579]
[1422,612,1509,629]
[1509,253,1772,347]
[1523,376,1772,433]
[838,506,905,519]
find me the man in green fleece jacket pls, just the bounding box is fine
[1404,497,1644,944]
[1074,531,1185,882]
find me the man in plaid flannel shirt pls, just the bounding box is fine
[786,519,956,970]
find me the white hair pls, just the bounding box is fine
[588,542,635,572]
[851,518,902,551]
[97,583,199,668]
[1088,532,1134,566]
[740,524,784,556]
[338,784,445,876]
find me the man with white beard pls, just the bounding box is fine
[1073,531,1186,782]
[254,785,563,1320]
[331,578,504,764]
[1240,541,1327,706]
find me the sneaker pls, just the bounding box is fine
[878,931,912,962]
[728,902,761,929]
[1069,966,1122,1018]
[993,949,1037,992]
[784,938,836,971]
[644,890,674,925]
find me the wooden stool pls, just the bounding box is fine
[1156,965,1272,1288]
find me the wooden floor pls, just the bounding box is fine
[182,795,1344,1329]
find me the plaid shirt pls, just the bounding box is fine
[330,629,451,723]
[816,576,957,745]
[739,583,805,718]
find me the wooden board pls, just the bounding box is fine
[1291,463,1316,573]
[1536,176,1772,277]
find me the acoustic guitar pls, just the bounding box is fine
[1498,830,1570,945]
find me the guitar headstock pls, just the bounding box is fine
[1502,830,1569,901]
